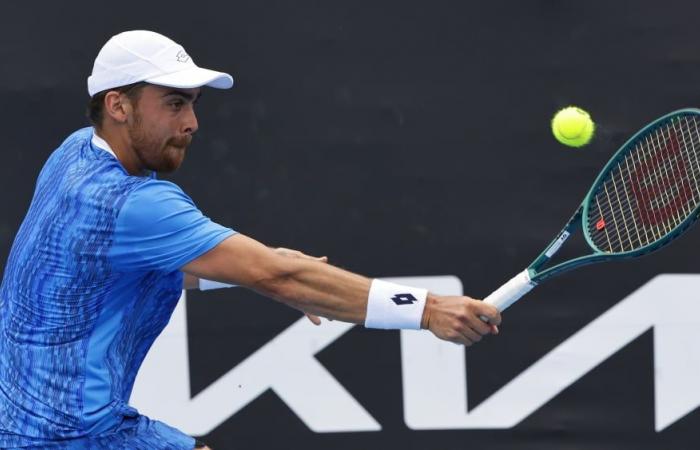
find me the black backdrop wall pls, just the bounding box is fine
[1,1,700,449]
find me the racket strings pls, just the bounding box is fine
[621,124,697,244]
[588,114,700,253]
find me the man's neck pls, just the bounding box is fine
[93,127,146,176]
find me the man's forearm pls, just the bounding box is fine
[182,235,371,322]
[255,257,372,324]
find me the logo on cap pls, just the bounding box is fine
[176,50,191,63]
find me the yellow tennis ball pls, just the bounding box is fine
[551,106,595,147]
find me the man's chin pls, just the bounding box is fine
[151,153,184,173]
[160,159,184,173]
[161,146,186,172]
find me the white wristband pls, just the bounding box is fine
[199,279,237,291]
[364,279,428,330]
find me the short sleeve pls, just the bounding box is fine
[109,180,235,272]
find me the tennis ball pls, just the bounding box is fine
[551,106,595,147]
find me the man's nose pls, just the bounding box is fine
[182,104,199,135]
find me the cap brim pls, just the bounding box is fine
[145,66,234,90]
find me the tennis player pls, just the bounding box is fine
[0,30,501,449]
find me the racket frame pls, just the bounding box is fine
[483,108,700,314]
[528,108,700,284]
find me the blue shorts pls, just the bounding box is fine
[5,416,196,449]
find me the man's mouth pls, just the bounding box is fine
[169,135,192,148]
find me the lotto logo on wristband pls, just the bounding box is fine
[365,280,427,329]
[391,293,418,305]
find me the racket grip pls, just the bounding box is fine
[480,269,536,320]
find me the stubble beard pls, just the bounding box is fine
[128,112,191,174]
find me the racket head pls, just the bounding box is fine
[582,108,700,256]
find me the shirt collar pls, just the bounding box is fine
[91,129,117,159]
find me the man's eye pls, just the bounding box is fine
[169,101,184,109]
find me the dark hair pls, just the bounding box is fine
[86,81,148,129]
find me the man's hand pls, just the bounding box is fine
[420,295,501,346]
[273,247,328,326]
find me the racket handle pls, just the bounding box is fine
[480,269,536,321]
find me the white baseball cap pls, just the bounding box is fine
[87,30,234,97]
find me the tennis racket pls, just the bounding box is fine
[482,108,700,316]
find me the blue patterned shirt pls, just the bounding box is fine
[0,127,234,447]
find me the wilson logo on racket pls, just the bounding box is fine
[629,130,694,227]
[391,293,418,305]
[595,218,606,230]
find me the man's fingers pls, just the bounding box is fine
[305,313,322,326]
[447,333,474,346]
[456,337,474,347]
[474,302,502,326]
[462,326,482,343]
[427,295,503,346]
[466,312,493,336]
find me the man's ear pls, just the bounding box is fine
[103,91,132,124]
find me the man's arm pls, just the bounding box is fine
[181,233,501,345]
[181,246,325,325]
[183,272,200,290]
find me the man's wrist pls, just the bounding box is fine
[420,294,437,330]
[364,279,428,330]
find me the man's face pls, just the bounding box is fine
[126,85,201,173]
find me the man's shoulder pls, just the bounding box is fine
[58,126,93,150]
[42,127,101,172]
